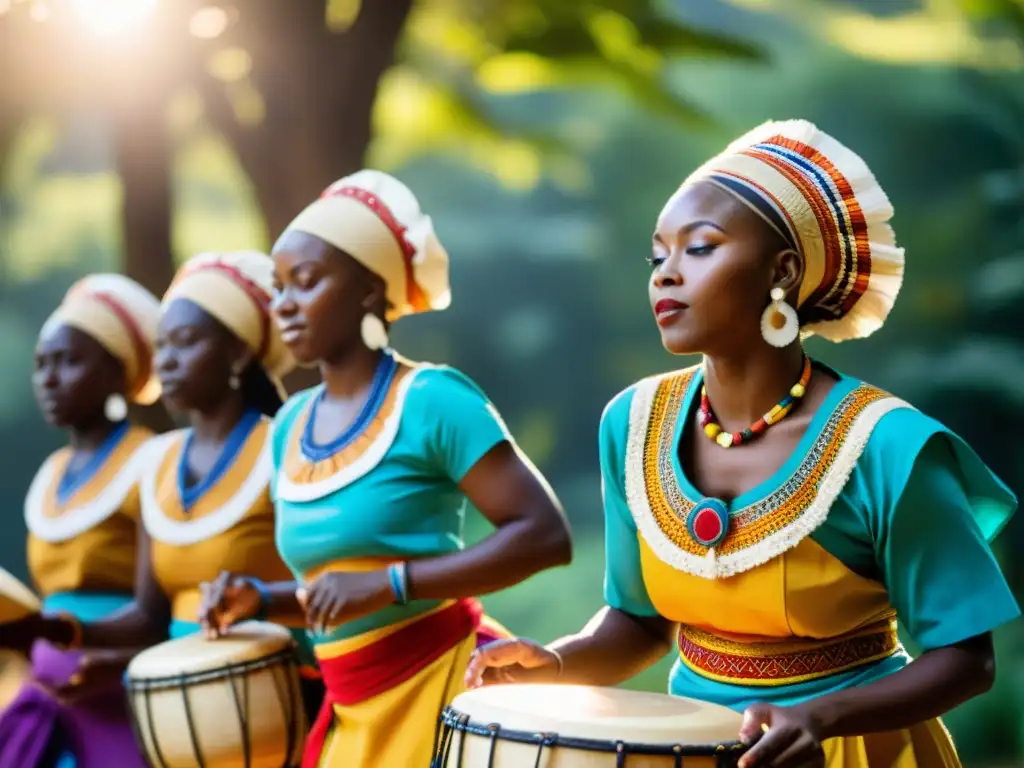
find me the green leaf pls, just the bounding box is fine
[633,18,766,61]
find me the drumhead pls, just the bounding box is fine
[127,621,294,679]
[449,685,743,745]
[0,566,40,624]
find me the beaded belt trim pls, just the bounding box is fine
[678,619,900,687]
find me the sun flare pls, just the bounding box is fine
[68,0,157,36]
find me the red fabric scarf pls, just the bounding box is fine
[301,598,483,768]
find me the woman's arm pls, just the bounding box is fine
[405,441,571,599]
[1,527,170,652]
[738,633,995,767]
[805,632,993,736]
[76,526,170,649]
[298,440,572,631]
[466,605,675,689]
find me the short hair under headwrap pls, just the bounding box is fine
[680,119,905,343]
[40,274,162,404]
[281,170,451,323]
[163,251,295,394]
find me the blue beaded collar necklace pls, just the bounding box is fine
[301,351,398,463]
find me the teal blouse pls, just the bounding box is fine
[601,365,1020,710]
[271,361,510,647]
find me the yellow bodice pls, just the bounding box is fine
[638,534,895,642]
[140,419,294,622]
[25,426,152,597]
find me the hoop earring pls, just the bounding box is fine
[360,313,389,351]
[760,286,799,348]
[104,393,128,422]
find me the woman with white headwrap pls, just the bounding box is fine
[466,121,1019,768]
[1,253,326,734]
[198,170,573,767]
[0,274,161,768]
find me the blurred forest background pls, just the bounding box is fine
[0,0,1022,764]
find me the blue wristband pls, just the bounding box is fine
[247,577,271,621]
[387,563,409,605]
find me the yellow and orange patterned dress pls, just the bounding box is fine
[602,364,1019,767]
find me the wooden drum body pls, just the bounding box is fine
[125,622,307,768]
[433,685,748,768]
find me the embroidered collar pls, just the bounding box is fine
[25,426,151,543]
[275,363,431,503]
[178,409,262,511]
[56,421,130,505]
[301,352,398,462]
[624,367,910,579]
[141,418,271,546]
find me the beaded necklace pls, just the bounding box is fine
[699,357,812,448]
[301,351,398,462]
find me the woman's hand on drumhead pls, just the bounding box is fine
[736,703,824,768]
[464,638,561,690]
[198,572,261,638]
[303,570,392,635]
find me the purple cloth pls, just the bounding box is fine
[0,640,146,768]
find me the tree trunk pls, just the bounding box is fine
[197,0,416,395]
[110,77,177,432]
[113,107,175,297]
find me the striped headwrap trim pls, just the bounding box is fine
[681,120,904,343]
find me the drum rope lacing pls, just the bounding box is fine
[431,705,747,767]
[125,648,302,768]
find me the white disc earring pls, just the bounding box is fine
[104,393,128,422]
[760,286,799,348]
[360,313,389,351]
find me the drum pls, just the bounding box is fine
[0,565,40,624]
[433,684,748,767]
[125,621,307,768]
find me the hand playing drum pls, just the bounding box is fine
[464,637,564,689]
[198,571,264,638]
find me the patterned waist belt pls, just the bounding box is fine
[678,618,901,687]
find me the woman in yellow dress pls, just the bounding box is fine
[0,274,161,768]
[199,170,573,768]
[1,252,323,720]
[465,120,1020,768]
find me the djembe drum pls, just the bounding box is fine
[125,621,307,768]
[433,684,748,767]
[0,566,37,709]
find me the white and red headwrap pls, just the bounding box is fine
[163,251,295,393]
[41,274,162,404]
[282,170,451,322]
[680,119,905,342]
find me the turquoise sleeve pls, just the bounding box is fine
[419,367,511,483]
[876,433,1020,651]
[600,389,659,617]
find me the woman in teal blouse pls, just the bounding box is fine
[465,120,1019,768]
[199,170,572,768]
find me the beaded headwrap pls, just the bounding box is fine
[40,274,162,404]
[163,251,295,396]
[680,120,905,342]
[281,170,451,323]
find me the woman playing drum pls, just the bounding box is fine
[1,253,323,719]
[0,275,161,768]
[466,120,1020,768]
[199,170,573,768]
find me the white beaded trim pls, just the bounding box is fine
[25,443,152,543]
[624,372,911,580]
[274,365,435,503]
[140,427,272,546]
